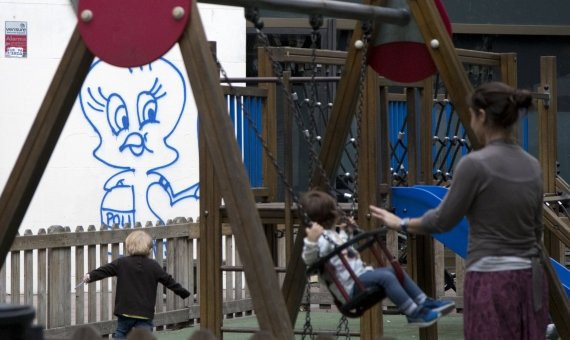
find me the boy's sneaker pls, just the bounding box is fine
[421,298,455,315]
[406,307,441,328]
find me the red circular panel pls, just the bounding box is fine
[369,0,452,83]
[78,0,191,67]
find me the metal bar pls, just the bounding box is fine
[220,265,287,273]
[221,327,361,336]
[221,76,342,83]
[200,0,410,25]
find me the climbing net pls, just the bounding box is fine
[389,63,498,186]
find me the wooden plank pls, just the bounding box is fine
[197,59,223,336]
[176,236,188,310]
[47,226,71,328]
[23,230,33,307]
[257,47,278,201]
[456,48,502,62]
[222,86,268,98]
[87,226,97,323]
[420,77,434,184]
[434,242,445,298]
[0,28,94,266]
[10,224,196,251]
[155,238,165,315]
[406,0,480,149]
[500,53,518,141]
[75,227,85,325]
[178,2,293,337]
[99,232,109,322]
[0,254,5,303]
[225,236,233,303]
[543,206,570,248]
[282,71,294,264]
[37,228,47,326]
[11,248,20,305]
[187,237,195,309]
[407,84,437,339]
[166,237,175,311]
[111,225,120,320]
[538,56,560,261]
[235,249,243,301]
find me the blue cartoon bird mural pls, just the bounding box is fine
[79,57,199,227]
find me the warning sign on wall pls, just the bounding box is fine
[5,21,27,58]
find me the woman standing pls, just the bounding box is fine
[369,81,549,339]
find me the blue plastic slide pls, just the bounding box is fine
[391,185,570,298]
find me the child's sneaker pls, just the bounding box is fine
[421,298,455,315]
[406,307,441,327]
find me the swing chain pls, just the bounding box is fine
[350,24,372,217]
[336,314,351,339]
[307,13,323,185]
[249,14,335,196]
[216,55,302,213]
[301,282,314,339]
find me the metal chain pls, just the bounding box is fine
[336,314,351,339]
[350,25,371,217]
[216,57,303,218]
[307,14,323,190]
[301,283,314,339]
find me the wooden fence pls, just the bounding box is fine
[3,218,559,338]
[0,220,254,339]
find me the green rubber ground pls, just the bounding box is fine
[155,312,464,339]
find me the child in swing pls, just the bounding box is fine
[82,230,190,339]
[301,190,454,327]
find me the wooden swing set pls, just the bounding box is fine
[0,0,568,339]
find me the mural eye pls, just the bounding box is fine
[106,94,129,135]
[137,92,159,128]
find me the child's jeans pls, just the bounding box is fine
[353,267,424,312]
[113,315,153,339]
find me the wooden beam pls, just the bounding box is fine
[199,96,223,336]
[406,0,480,150]
[500,53,518,141]
[538,57,560,262]
[178,2,293,338]
[406,87,437,340]
[0,27,94,266]
[258,47,278,201]
[420,77,434,184]
[282,71,294,264]
[358,69,383,339]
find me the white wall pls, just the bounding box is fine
[0,1,245,232]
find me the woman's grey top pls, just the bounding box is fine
[421,140,543,268]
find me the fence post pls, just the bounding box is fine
[87,225,97,323]
[37,228,47,326]
[10,231,20,305]
[47,225,71,328]
[23,229,33,307]
[74,226,85,325]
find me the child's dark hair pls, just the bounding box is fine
[469,81,533,129]
[300,190,340,229]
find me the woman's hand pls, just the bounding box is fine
[82,273,90,283]
[305,222,324,242]
[369,205,402,231]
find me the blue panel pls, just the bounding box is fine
[237,96,243,151]
[243,96,250,182]
[392,185,570,298]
